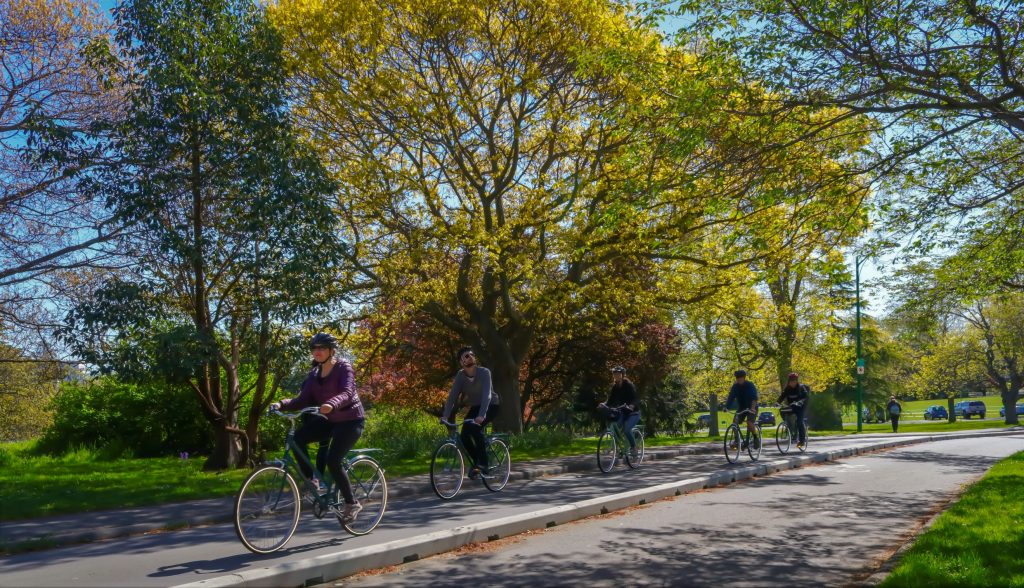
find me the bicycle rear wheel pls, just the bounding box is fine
[775,422,791,454]
[748,424,762,461]
[430,441,464,500]
[724,425,741,464]
[482,438,511,492]
[625,429,645,468]
[234,466,300,554]
[340,457,387,536]
[597,430,617,473]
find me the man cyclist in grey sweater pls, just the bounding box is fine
[442,346,501,478]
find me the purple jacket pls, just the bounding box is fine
[280,359,365,422]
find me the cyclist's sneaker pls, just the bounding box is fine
[629,447,639,460]
[468,466,481,479]
[340,501,362,523]
[797,441,806,449]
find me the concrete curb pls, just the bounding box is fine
[172,429,1022,588]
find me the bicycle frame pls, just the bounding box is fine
[267,408,384,514]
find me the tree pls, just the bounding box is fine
[274,0,685,433]
[0,342,62,441]
[674,0,1024,280]
[65,0,341,469]
[0,0,127,343]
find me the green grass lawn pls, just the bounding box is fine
[0,441,249,522]
[880,450,1024,587]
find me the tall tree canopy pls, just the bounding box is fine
[674,0,1023,287]
[65,0,341,469]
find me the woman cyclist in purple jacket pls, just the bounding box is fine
[270,333,365,522]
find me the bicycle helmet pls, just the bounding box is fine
[309,332,339,350]
[734,369,747,378]
[787,372,799,380]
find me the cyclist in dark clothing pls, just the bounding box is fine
[598,366,640,458]
[777,372,809,448]
[726,369,759,446]
[270,332,365,523]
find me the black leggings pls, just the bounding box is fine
[294,417,365,504]
[462,404,500,469]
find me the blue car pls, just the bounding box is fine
[999,404,1024,418]
[923,405,948,420]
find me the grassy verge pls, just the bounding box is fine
[0,440,249,522]
[880,450,1024,587]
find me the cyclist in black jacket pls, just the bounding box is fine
[777,372,809,448]
[598,366,640,459]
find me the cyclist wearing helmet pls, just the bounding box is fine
[270,332,365,522]
[777,372,809,449]
[442,346,501,479]
[726,369,759,446]
[598,366,640,459]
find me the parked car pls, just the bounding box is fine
[757,411,776,426]
[999,404,1024,418]
[923,405,948,420]
[954,400,987,419]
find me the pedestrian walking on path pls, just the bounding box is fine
[887,396,902,433]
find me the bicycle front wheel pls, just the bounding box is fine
[775,422,791,454]
[625,429,645,468]
[597,430,617,473]
[430,442,464,500]
[234,466,300,554]
[341,457,387,536]
[482,438,511,492]
[748,424,762,461]
[724,425,741,464]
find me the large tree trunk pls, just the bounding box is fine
[205,422,242,470]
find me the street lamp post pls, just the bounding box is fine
[855,255,865,433]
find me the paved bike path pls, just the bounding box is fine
[1,429,1017,588]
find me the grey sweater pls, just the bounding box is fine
[443,367,500,421]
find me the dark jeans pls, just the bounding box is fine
[890,415,899,432]
[783,406,807,443]
[462,404,500,469]
[294,417,365,504]
[615,412,641,449]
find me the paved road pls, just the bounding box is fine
[1,432,1019,588]
[334,434,1024,588]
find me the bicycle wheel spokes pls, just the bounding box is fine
[625,429,645,468]
[724,425,741,464]
[341,458,387,536]
[482,439,511,492]
[430,442,464,499]
[597,430,617,473]
[776,422,791,454]
[234,466,300,554]
[748,425,762,461]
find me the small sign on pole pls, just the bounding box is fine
[857,365,865,374]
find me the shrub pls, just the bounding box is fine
[39,378,212,457]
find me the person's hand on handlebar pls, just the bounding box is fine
[319,403,333,415]
[269,402,281,412]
